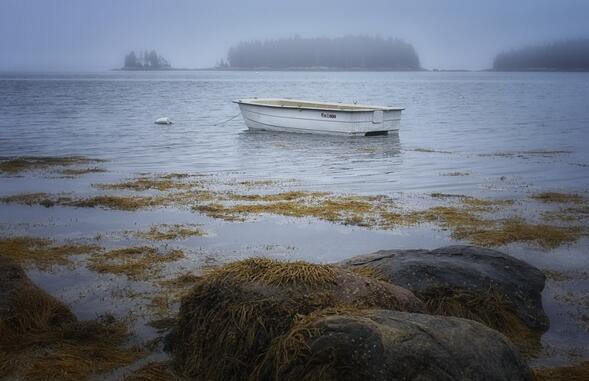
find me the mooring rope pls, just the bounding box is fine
[214,113,241,126]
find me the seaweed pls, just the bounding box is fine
[134,224,206,241]
[531,192,585,204]
[0,287,143,381]
[172,258,422,380]
[87,246,184,280]
[0,156,104,175]
[95,175,200,192]
[0,193,73,207]
[124,362,178,381]
[0,236,99,270]
[417,286,542,357]
[69,195,166,211]
[57,167,107,177]
[205,257,339,287]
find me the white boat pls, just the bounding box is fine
[233,98,403,136]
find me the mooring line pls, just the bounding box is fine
[214,113,241,126]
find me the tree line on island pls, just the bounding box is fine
[122,37,589,71]
[493,39,589,71]
[225,36,420,70]
[123,50,171,70]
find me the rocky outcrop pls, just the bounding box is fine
[171,256,535,381]
[276,309,532,381]
[171,258,424,380]
[338,245,548,354]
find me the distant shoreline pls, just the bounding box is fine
[111,67,589,73]
[114,67,430,72]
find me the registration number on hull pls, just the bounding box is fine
[320,112,336,119]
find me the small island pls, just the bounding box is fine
[225,36,421,70]
[122,50,171,70]
[493,39,589,71]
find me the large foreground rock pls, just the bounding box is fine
[339,245,548,355]
[171,258,424,380]
[276,309,532,381]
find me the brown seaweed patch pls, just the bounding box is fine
[460,196,514,211]
[87,246,185,280]
[0,236,99,270]
[0,156,104,175]
[226,190,326,202]
[124,361,178,381]
[57,167,107,177]
[134,224,206,241]
[95,174,201,192]
[408,206,582,248]
[0,192,73,207]
[149,273,203,319]
[464,219,582,249]
[0,287,143,381]
[195,194,377,224]
[253,306,367,381]
[70,195,166,211]
[542,206,589,222]
[430,192,467,198]
[417,287,542,357]
[531,192,586,204]
[533,360,589,381]
[206,257,338,287]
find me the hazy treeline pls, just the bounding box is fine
[226,36,420,69]
[493,39,589,71]
[123,50,171,70]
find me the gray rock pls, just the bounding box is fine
[339,245,548,333]
[281,309,532,381]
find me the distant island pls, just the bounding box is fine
[224,36,421,70]
[122,50,171,70]
[493,39,589,71]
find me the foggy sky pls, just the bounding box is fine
[1,0,588,71]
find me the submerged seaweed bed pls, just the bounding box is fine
[0,156,589,380]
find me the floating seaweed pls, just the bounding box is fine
[0,156,104,175]
[87,246,185,280]
[134,224,206,241]
[0,236,99,270]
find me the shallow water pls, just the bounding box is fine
[1,70,589,370]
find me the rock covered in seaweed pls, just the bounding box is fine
[0,254,75,323]
[0,255,142,381]
[171,257,424,380]
[274,309,532,381]
[338,245,548,354]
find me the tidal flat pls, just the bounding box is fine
[1,155,589,380]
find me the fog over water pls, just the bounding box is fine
[1,0,589,71]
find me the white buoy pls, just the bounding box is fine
[155,117,173,125]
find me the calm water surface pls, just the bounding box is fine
[1,71,588,367]
[1,71,588,194]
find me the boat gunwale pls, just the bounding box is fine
[233,98,404,112]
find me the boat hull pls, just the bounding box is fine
[236,102,402,136]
